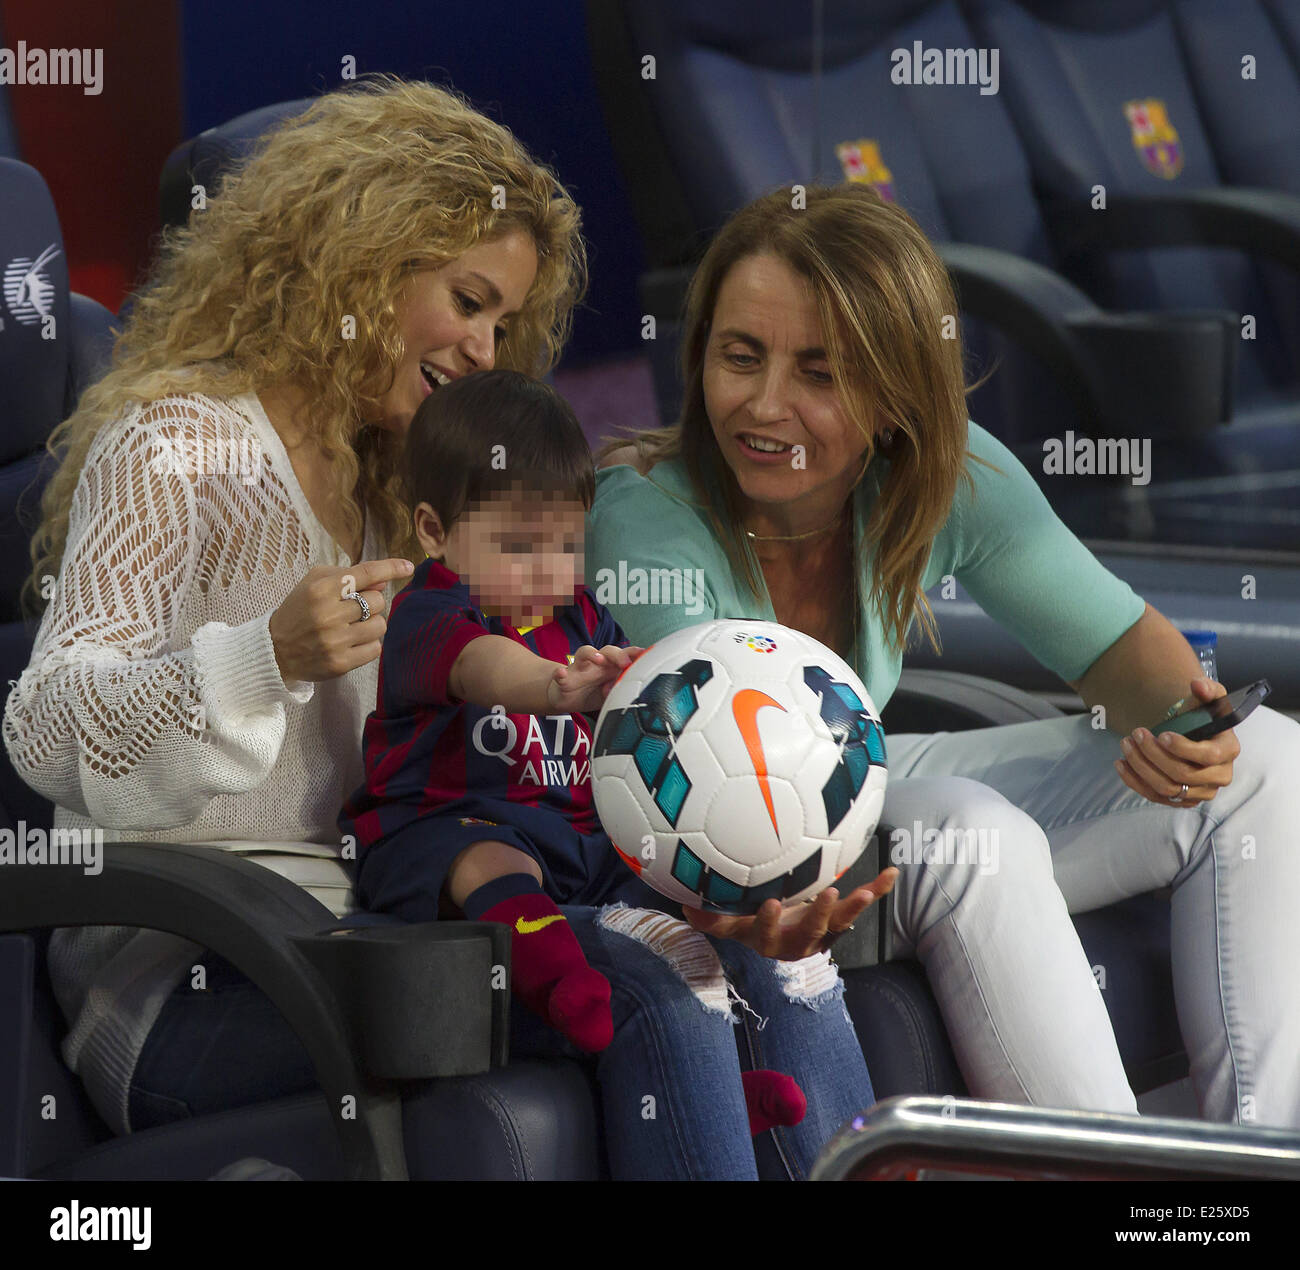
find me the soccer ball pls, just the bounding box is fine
[592,619,888,913]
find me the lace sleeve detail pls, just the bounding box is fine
[2,400,313,830]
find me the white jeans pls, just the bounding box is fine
[881,705,1300,1128]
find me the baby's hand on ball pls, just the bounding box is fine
[547,644,645,712]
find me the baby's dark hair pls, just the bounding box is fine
[401,368,595,532]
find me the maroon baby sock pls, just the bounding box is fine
[468,882,613,1053]
[742,1069,808,1136]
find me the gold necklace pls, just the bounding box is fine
[745,506,847,542]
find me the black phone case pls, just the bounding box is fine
[1160,679,1270,742]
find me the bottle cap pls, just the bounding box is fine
[1181,629,1218,647]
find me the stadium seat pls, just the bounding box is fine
[584,0,1281,549]
[157,98,317,232]
[0,157,116,832]
[1173,0,1300,413]
[965,0,1300,479]
[0,117,1187,1181]
[1175,0,1300,198]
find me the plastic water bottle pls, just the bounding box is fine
[1181,629,1218,683]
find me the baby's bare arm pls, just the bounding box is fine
[450,636,642,716]
[449,635,557,715]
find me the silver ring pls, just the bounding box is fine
[822,923,855,948]
[345,591,371,622]
[1171,783,1189,803]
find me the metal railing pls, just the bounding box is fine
[812,1096,1300,1181]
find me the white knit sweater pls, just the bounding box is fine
[2,389,392,1136]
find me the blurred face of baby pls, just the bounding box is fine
[440,491,587,628]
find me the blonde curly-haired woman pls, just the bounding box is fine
[2,78,889,1180]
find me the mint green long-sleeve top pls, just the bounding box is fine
[584,420,1146,712]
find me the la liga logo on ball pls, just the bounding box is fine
[732,631,778,653]
[593,620,887,914]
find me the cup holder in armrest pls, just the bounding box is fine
[291,920,512,1081]
[1064,309,1238,438]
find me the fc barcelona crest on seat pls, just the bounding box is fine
[1123,99,1184,179]
[835,140,896,202]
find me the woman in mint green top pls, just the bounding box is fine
[589,419,1146,715]
[587,183,1300,1128]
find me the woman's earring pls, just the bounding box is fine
[879,427,894,450]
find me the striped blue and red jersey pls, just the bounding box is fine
[337,558,629,855]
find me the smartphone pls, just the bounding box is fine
[1150,679,1271,742]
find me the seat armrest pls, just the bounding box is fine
[1063,308,1238,436]
[881,670,1065,735]
[0,843,506,1179]
[1049,188,1300,273]
[936,242,1107,429]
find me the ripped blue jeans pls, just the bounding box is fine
[504,902,875,1180]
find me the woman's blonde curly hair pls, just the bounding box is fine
[22,74,587,619]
